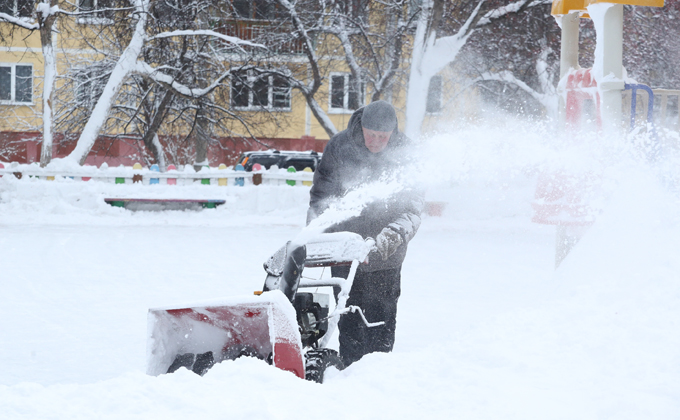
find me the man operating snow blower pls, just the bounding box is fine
[146,101,423,381]
[307,100,423,367]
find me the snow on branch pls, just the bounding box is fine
[0,12,38,30]
[428,0,486,67]
[150,30,266,49]
[135,62,230,99]
[458,0,487,37]
[204,103,271,148]
[477,0,552,27]
[475,71,541,99]
[35,2,61,19]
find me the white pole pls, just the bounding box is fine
[594,4,624,135]
[559,12,581,79]
[557,12,581,127]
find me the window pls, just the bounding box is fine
[233,0,278,20]
[74,66,108,110]
[231,71,291,110]
[78,0,115,22]
[426,74,442,114]
[329,73,364,112]
[0,0,33,17]
[282,157,316,171]
[154,0,193,23]
[336,0,368,20]
[0,64,32,104]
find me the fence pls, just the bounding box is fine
[0,163,314,187]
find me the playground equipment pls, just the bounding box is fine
[553,0,664,131]
[535,0,665,266]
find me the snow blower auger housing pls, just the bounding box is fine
[147,232,379,383]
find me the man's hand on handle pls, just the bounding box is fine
[375,227,403,261]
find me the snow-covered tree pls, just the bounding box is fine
[462,2,560,119]
[623,1,680,89]
[0,0,62,167]
[54,0,267,167]
[263,0,417,137]
[405,0,552,139]
[320,0,416,103]
[458,1,680,122]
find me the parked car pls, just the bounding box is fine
[236,150,322,172]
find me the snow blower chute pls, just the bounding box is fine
[147,232,379,382]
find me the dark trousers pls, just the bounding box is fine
[332,265,402,367]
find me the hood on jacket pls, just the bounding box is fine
[346,107,402,153]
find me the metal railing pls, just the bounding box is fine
[622,87,680,131]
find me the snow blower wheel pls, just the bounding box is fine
[304,348,344,383]
[166,351,215,376]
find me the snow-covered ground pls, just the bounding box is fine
[1,122,679,419]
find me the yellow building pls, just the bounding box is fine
[0,0,453,166]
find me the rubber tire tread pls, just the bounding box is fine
[305,348,344,383]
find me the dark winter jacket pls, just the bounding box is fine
[307,107,423,272]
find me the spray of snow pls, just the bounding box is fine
[294,179,406,246]
[1,115,680,418]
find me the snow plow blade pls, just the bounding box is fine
[147,291,304,378]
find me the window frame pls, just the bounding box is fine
[74,66,108,111]
[232,0,282,20]
[77,0,115,25]
[0,63,33,106]
[328,72,365,114]
[426,74,443,115]
[0,0,33,17]
[230,72,292,112]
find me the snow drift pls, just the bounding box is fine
[1,118,679,419]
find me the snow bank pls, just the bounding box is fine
[1,118,679,418]
[0,176,312,227]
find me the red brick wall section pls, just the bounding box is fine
[0,132,329,167]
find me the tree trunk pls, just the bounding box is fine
[67,0,149,165]
[192,106,210,171]
[140,89,173,170]
[405,0,436,140]
[38,2,58,167]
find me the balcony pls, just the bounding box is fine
[215,19,306,56]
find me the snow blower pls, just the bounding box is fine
[147,231,382,382]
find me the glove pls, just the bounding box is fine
[375,227,403,261]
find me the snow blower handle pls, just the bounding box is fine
[365,237,376,250]
[364,237,376,264]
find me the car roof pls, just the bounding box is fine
[242,149,320,157]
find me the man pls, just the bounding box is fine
[307,100,423,367]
